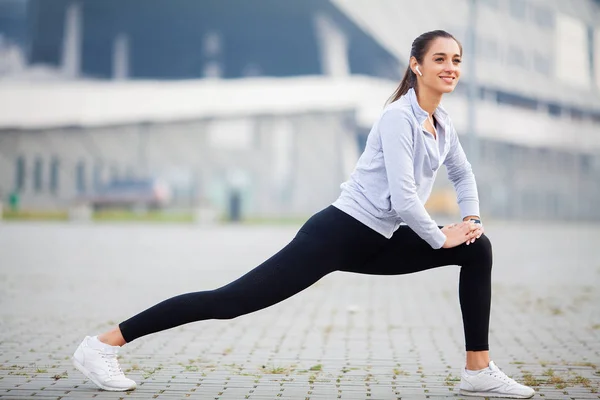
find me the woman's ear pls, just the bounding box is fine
[409,57,419,76]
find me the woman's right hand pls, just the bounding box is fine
[441,221,479,248]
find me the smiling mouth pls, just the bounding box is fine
[440,76,455,83]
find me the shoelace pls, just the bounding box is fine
[101,352,125,377]
[488,370,517,385]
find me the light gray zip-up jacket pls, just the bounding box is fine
[332,88,480,249]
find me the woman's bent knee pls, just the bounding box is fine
[465,233,493,268]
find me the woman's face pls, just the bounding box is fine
[414,37,462,94]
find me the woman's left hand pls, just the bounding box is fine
[465,221,484,245]
[447,221,484,245]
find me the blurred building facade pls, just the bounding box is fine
[0,0,599,220]
[25,0,400,80]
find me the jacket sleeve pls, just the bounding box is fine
[379,109,447,249]
[443,124,480,219]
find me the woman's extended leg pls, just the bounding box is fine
[98,232,341,346]
[117,206,387,343]
[72,206,387,391]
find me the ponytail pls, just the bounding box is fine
[386,66,416,105]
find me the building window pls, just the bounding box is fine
[570,108,584,121]
[478,87,485,100]
[507,46,527,68]
[76,161,86,193]
[34,157,43,192]
[15,156,26,192]
[93,161,103,190]
[580,154,592,174]
[532,6,554,29]
[509,0,527,19]
[479,0,499,9]
[50,157,59,194]
[547,103,562,117]
[533,53,551,75]
[496,91,538,110]
[477,37,498,60]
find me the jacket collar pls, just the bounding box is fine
[407,87,449,127]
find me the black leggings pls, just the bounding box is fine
[119,206,492,351]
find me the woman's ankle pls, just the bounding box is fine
[98,327,126,347]
[466,362,490,371]
[465,350,490,370]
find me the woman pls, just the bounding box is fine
[72,30,535,399]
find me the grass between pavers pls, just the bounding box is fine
[158,361,396,380]
[0,364,69,381]
[5,359,596,393]
[444,373,460,386]
[516,362,599,393]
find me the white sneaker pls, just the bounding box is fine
[460,361,535,398]
[72,336,136,391]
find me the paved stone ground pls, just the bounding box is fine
[0,219,599,399]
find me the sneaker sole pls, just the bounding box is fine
[459,389,534,399]
[72,357,136,392]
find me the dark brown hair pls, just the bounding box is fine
[387,30,462,104]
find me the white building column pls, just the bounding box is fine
[555,12,591,89]
[314,13,350,78]
[112,33,130,80]
[61,1,82,78]
[594,26,600,91]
